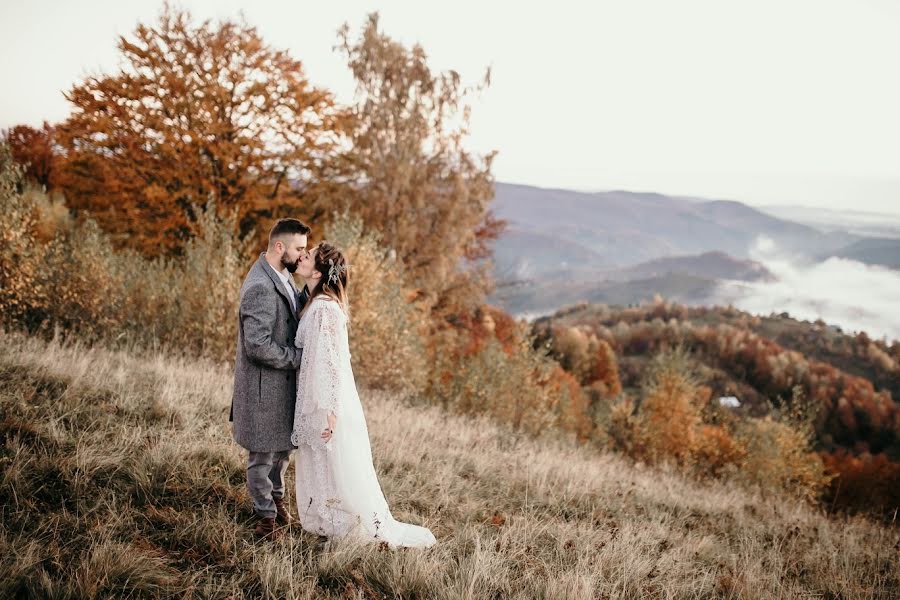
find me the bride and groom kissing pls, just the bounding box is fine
[229,218,435,548]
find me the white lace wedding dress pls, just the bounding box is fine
[291,296,436,548]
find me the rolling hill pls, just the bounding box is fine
[609,251,773,283]
[1,331,897,598]
[491,251,773,316]
[487,183,891,317]
[491,183,859,271]
[823,237,900,270]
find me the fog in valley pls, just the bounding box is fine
[716,237,900,342]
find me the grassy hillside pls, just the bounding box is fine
[1,331,897,599]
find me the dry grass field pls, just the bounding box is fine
[1,330,897,599]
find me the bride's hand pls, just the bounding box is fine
[322,412,336,442]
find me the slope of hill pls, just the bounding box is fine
[491,227,610,280]
[759,205,900,240]
[1,332,897,598]
[491,183,859,270]
[492,273,719,317]
[534,302,900,453]
[490,252,771,316]
[666,308,900,404]
[823,237,900,270]
[610,251,773,283]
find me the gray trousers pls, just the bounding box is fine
[247,450,291,519]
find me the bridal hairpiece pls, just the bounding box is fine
[327,258,347,284]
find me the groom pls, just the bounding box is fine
[230,218,310,539]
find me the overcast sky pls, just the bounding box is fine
[2,0,899,215]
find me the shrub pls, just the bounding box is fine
[548,326,623,395]
[821,450,900,517]
[161,202,251,361]
[592,339,622,398]
[1,142,248,362]
[326,214,427,397]
[607,396,641,457]
[540,364,594,441]
[0,144,42,331]
[738,417,831,502]
[550,326,592,381]
[427,324,592,439]
[629,350,704,466]
[693,424,746,478]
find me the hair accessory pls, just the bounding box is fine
[327,258,347,284]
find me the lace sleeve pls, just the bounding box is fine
[309,300,345,416]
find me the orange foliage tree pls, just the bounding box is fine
[694,323,899,455]
[821,450,900,518]
[633,361,705,465]
[592,338,622,398]
[55,6,347,256]
[4,123,57,189]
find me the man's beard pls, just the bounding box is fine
[281,253,299,273]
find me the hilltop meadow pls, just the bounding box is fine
[1,331,897,599]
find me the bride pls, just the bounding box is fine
[291,242,436,548]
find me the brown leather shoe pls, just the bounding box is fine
[273,496,292,525]
[254,517,281,540]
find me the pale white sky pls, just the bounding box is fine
[2,0,899,214]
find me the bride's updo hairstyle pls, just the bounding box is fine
[304,241,350,317]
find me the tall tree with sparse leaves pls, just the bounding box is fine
[333,13,504,316]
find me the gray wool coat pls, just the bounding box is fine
[230,254,309,452]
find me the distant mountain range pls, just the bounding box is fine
[821,237,900,270]
[492,250,776,316]
[488,182,892,315]
[759,205,900,239]
[491,183,860,272]
[608,251,774,283]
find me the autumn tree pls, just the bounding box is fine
[333,13,504,316]
[5,123,57,190]
[55,6,347,255]
[592,339,622,398]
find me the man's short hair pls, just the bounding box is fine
[268,218,311,247]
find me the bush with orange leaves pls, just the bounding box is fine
[610,349,709,467]
[427,321,593,440]
[737,417,831,502]
[608,348,829,498]
[693,424,747,478]
[1,144,123,340]
[821,450,900,517]
[549,325,593,381]
[593,339,622,398]
[547,325,622,396]
[541,364,594,441]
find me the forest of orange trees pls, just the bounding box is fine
[533,301,900,515]
[1,6,896,518]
